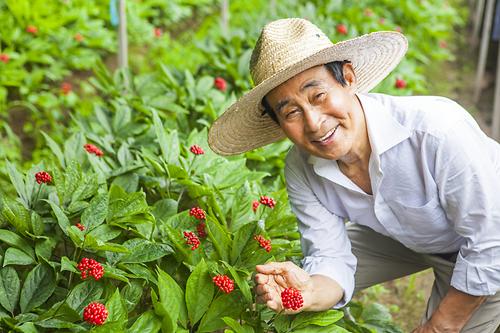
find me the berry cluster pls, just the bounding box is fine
[0,53,9,64]
[83,302,108,325]
[395,78,407,89]
[183,231,200,250]
[84,143,104,157]
[281,287,304,311]
[213,274,234,293]
[254,235,271,252]
[26,25,37,34]
[61,82,72,95]
[196,222,207,238]
[336,23,348,35]
[35,171,52,184]
[76,223,85,231]
[189,207,206,220]
[74,33,84,42]
[252,200,260,213]
[214,77,227,92]
[154,27,162,38]
[190,144,204,155]
[259,196,276,209]
[77,258,104,281]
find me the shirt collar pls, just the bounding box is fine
[306,93,410,190]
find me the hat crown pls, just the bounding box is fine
[250,18,333,85]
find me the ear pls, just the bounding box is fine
[342,63,357,89]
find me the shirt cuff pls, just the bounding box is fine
[301,256,356,308]
[451,252,500,296]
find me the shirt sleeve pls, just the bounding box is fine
[285,155,357,308]
[434,117,500,296]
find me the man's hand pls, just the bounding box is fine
[411,287,486,333]
[254,261,312,314]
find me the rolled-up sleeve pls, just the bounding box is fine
[285,158,357,308]
[434,117,500,296]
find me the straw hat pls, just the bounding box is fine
[208,18,408,156]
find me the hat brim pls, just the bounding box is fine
[208,31,408,156]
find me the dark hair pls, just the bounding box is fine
[261,60,352,124]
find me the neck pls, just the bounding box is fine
[338,95,371,172]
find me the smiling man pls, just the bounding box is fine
[208,18,500,333]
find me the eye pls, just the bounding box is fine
[285,109,300,119]
[315,92,325,100]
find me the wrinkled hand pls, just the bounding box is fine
[411,321,458,333]
[254,261,311,314]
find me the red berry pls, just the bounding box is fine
[281,287,304,311]
[214,77,227,92]
[394,26,403,33]
[0,53,9,64]
[254,234,272,252]
[336,24,348,35]
[196,222,207,238]
[183,231,200,250]
[76,223,85,231]
[77,258,104,281]
[74,33,84,42]
[35,171,52,184]
[379,18,386,24]
[26,25,38,34]
[154,27,162,38]
[83,302,108,325]
[189,207,206,220]
[259,196,275,209]
[252,200,260,213]
[213,275,234,293]
[364,8,374,17]
[395,78,407,89]
[83,143,104,157]
[190,144,205,155]
[61,82,72,95]
[439,40,447,49]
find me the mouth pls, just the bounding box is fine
[312,125,339,145]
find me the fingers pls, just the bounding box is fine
[256,261,295,275]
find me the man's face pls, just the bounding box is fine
[265,64,364,161]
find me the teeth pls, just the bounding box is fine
[318,126,337,141]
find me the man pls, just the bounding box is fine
[208,18,500,332]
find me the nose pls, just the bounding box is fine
[303,105,322,133]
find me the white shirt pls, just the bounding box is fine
[284,93,500,307]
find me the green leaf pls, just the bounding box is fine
[119,239,173,263]
[87,224,121,243]
[230,182,255,232]
[3,247,35,266]
[35,318,85,330]
[46,200,70,236]
[30,211,44,236]
[66,280,104,314]
[292,324,350,333]
[41,132,65,167]
[0,267,20,313]
[362,303,393,323]
[221,263,252,304]
[230,223,257,265]
[186,259,214,324]
[35,237,57,261]
[123,263,157,284]
[0,197,31,234]
[291,310,344,330]
[20,264,56,313]
[152,199,178,222]
[221,317,254,333]
[0,229,35,259]
[106,288,127,324]
[197,292,243,332]
[84,235,130,253]
[102,265,130,283]
[157,268,187,329]
[81,193,108,231]
[121,281,143,312]
[6,161,28,207]
[152,110,179,166]
[126,310,161,333]
[60,256,79,273]
[206,216,230,262]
